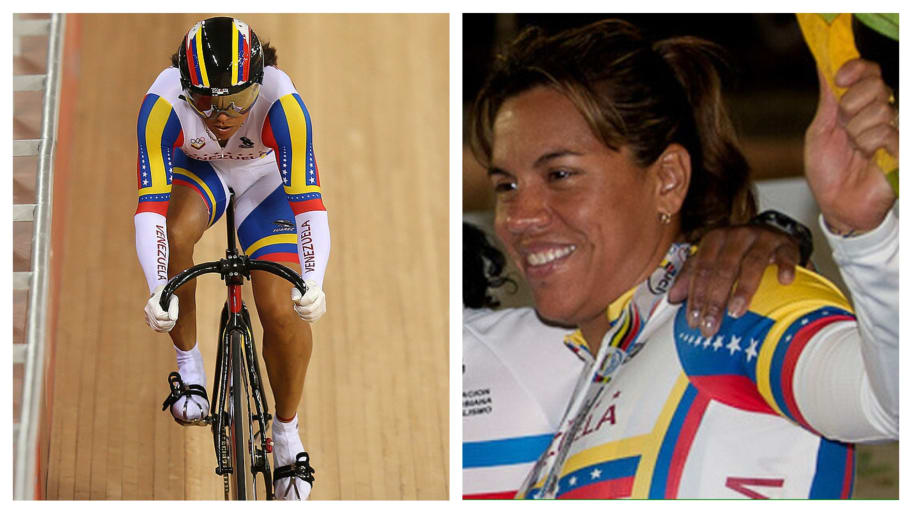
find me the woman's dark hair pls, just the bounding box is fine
[463,223,515,309]
[171,41,278,68]
[471,19,756,242]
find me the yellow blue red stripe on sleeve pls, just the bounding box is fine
[673,266,854,434]
[261,93,325,215]
[136,93,183,215]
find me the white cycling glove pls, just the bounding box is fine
[291,280,326,323]
[145,283,179,332]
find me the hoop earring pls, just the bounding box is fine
[658,212,671,224]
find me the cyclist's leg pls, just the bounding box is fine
[231,171,314,499]
[232,180,313,419]
[252,262,315,499]
[165,185,208,351]
[166,151,230,349]
[252,262,313,419]
[162,151,230,423]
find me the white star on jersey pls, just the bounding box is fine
[745,338,759,362]
[726,335,742,355]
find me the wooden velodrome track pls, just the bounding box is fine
[44,13,448,500]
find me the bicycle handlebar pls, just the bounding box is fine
[159,257,307,311]
[249,259,308,294]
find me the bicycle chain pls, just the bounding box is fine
[220,431,230,500]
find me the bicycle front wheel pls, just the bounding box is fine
[228,330,257,499]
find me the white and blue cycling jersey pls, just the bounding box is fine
[462,307,579,499]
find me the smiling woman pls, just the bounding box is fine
[489,87,680,348]
[467,18,898,499]
[474,21,756,349]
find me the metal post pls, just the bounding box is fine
[14,13,65,500]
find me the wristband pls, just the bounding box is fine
[749,210,813,267]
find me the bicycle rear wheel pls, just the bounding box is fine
[228,330,257,499]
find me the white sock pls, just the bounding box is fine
[174,342,206,386]
[272,415,305,467]
[171,342,208,421]
[272,415,311,500]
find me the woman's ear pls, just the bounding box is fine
[652,143,691,216]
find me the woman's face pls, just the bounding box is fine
[489,86,670,331]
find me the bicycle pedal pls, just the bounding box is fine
[170,415,210,428]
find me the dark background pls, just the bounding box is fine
[462,14,898,210]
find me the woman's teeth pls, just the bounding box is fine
[526,245,576,266]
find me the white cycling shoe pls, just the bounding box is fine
[161,372,210,426]
[273,451,315,500]
[271,416,314,500]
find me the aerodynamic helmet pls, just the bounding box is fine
[177,17,264,96]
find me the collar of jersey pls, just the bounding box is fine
[562,285,637,358]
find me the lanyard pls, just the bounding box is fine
[517,243,691,499]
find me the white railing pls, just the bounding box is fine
[13,13,65,500]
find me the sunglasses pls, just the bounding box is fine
[183,84,260,118]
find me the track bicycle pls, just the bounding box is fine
[159,189,307,500]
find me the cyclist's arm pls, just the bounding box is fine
[790,57,899,442]
[262,93,330,286]
[790,206,898,442]
[134,93,183,293]
[740,209,897,442]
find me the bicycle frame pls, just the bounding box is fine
[160,189,306,500]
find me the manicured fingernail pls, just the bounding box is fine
[782,269,795,283]
[728,298,745,318]
[702,316,717,335]
[688,309,700,328]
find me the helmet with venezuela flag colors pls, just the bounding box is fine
[177,17,264,117]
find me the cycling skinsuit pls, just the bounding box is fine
[134,66,329,292]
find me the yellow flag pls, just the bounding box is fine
[796,13,898,195]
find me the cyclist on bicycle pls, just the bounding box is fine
[134,17,324,500]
